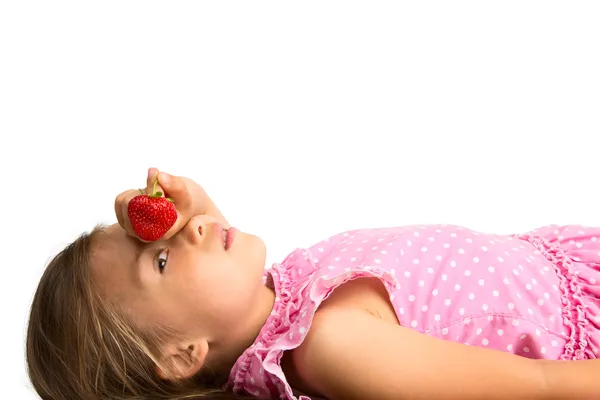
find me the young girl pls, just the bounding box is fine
[26,168,600,400]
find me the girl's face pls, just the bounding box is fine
[91,215,268,355]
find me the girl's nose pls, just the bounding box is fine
[181,215,221,246]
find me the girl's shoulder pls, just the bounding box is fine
[227,227,417,399]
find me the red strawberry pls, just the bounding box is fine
[127,179,177,241]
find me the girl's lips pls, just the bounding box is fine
[225,227,236,250]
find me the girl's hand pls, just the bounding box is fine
[114,168,229,242]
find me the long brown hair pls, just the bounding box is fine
[26,225,253,400]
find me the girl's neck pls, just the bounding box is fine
[210,281,276,376]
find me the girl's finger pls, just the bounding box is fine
[121,190,147,240]
[156,171,192,210]
[114,189,140,233]
[146,167,165,196]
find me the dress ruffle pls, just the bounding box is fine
[514,233,589,360]
[227,248,400,399]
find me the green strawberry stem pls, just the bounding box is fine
[150,177,174,202]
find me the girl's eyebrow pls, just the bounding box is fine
[134,240,144,263]
[126,237,147,284]
[123,234,144,263]
[133,239,161,281]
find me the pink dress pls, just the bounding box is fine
[226,224,600,400]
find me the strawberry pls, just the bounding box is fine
[127,178,177,241]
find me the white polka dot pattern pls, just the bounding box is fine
[228,224,600,400]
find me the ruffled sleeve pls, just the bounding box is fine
[228,245,401,399]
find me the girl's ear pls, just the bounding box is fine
[155,339,208,381]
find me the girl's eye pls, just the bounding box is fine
[156,249,169,274]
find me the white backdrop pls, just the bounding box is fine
[1,1,599,397]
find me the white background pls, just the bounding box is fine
[1,1,599,398]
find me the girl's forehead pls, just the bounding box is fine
[90,224,141,297]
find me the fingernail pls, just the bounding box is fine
[159,172,171,185]
[148,167,156,179]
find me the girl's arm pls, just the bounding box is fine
[187,178,230,228]
[290,308,600,400]
[152,169,230,228]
